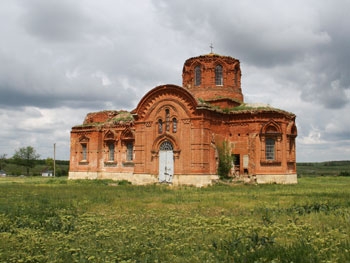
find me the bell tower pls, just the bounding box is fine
[182,53,244,108]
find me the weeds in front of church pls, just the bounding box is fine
[0,177,350,262]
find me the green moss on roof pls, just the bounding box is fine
[73,110,134,129]
[231,103,272,111]
[197,101,294,116]
[109,111,134,124]
[73,122,103,128]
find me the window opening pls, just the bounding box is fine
[108,143,114,161]
[81,143,87,161]
[215,65,223,86]
[158,119,163,133]
[266,138,275,160]
[160,141,173,151]
[172,118,177,133]
[233,154,240,166]
[195,65,201,86]
[165,109,170,132]
[126,143,133,161]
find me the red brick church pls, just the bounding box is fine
[69,52,297,186]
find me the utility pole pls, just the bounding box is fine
[53,143,56,177]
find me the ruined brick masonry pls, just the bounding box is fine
[69,53,297,186]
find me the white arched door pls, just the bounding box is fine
[158,141,174,183]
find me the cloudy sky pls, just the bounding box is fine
[1,0,349,162]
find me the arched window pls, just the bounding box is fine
[108,143,114,161]
[172,118,177,133]
[194,65,201,86]
[158,119,163,133]
[215,65,223,86]
[160,141,173,151]
[266,138,275,160]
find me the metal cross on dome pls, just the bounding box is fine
[210,43,214,53]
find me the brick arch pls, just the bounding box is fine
[154,104,179,118]
[104,130,115,141]
[120,128,134,141]
[194,61,202,67]
[151,134,180,154]
[188,61,202,70]
[260,120,282,135]
[214,56,236,70]
[187,60,203,69]
[132,84,198,120]
[103,130,117,148]
[214,60,224,68]
[182,59,203,74]
[79,134,89,143]
[145,97,191,120]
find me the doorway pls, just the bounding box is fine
[158,141,174,183]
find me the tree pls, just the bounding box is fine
[13,146,40,176]
[46,157,54,170]
[217,141,234,180]
[0,154,7,170]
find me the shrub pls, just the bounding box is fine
[217,141,233,179]
[339,171,350,177]
[116,179,132,185]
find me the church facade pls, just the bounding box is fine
[69,53,297,186]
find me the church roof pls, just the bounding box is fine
[73,110,134,129]
[184,53,239,63]
[197,100,295,117]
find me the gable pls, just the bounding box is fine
[132,84,198,120]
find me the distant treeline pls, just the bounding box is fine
[1,158,350,177]
[0,158,69,177]
[1,158,69,165]
[34,159,69,165]
[297,160,350,177]
[298,160,350,166]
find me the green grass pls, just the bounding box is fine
[0,177,350,262]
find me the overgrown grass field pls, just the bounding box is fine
[1,176,350,262]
